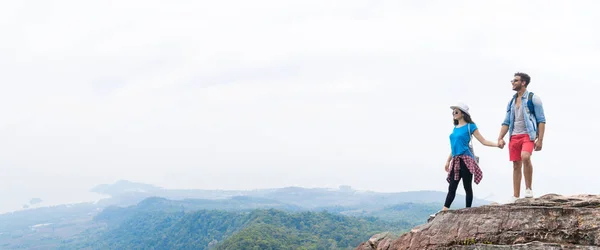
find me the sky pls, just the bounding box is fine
[1,0,599,213]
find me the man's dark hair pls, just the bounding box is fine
[514,72,531,87]
[453,112,475,126]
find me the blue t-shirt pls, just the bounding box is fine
[450,123,478,157]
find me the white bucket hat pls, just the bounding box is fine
[450,102,470,116]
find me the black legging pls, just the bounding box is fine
[444,158,473,208]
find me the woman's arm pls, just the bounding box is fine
[473,129,499,147]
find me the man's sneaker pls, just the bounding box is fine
[524,189,534,198]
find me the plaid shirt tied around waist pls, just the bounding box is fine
[446,155,483,184]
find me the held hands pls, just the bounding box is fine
[498,138,506,149]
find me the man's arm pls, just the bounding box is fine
[498,101,511,148]
[532,94,546,124]
[500,100,511,136]
[537,123,545,142]
[533,94,546,150]
[498,125,509,140]
[535,123,545,151]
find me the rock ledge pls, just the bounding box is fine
[356,194,600,249]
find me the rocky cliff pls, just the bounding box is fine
[356,194,600,249]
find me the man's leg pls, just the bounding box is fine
[513,161,522,198]
[521,140,535,197]
[522,151,532,190]
[509,135,524,198]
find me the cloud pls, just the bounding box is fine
[0,0,599,212]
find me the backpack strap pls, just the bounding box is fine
[527,92,535,117]
[509,92,536,115]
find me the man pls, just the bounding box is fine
[497,72,546,202]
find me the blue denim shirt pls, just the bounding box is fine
[502,90,546,141]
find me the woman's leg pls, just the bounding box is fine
[460,159,474,207]
[444,168,461,209]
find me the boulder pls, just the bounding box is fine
[356,194,600,249]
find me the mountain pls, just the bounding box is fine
[0,180,492,249]
[90,180,163,196]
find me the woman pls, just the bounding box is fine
[441,102,500,212]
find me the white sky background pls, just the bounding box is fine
[1,0,599,212]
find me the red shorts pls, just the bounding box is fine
[509,134,534,161]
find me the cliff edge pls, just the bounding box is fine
[356,194,600,249]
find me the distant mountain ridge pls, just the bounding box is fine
[89,179,491,208]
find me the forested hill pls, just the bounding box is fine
[65,209,411,250]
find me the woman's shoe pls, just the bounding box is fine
[430,207,450,217]
[428,209,445,221]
